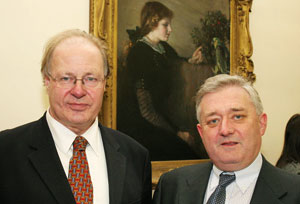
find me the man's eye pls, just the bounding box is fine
[207,119,219,126]
[234,115,244,120]
[60,76,72,81]
[209,119,218,124]
[85,77,97,82]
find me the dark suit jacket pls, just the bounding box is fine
[153,157,300,204]
[0,114,152,204]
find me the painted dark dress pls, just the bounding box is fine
[117,40,198,161]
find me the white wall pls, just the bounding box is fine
[251,0,300,164]
[0,0,299,165]
[0,0,89,129]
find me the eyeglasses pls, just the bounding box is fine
[48,73,105,88]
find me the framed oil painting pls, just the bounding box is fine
[90,0,254,187]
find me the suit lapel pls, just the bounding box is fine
[28,115,75,204]
[172,157,288,204]
[100,126,126,204]
[250,158,286,204]
[179,162,212,204]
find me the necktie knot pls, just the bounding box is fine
[73,136,88,151]
[219,172,236,187]
[206,172,236,204]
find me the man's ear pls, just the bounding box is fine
[197,123,204,140]
[44,76,50,89]
[259,113,268,136]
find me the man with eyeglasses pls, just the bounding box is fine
[0,29,152,204]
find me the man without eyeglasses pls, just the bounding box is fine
[153,74,300,204]
[0,29,152,204]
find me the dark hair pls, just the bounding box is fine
[276,114,300,168]
[140,1,173,36]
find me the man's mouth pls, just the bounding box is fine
[68,103,89,111]
[221,141,238,146]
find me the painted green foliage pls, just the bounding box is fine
[191,10,230,72]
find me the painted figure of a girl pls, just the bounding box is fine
[118,1,203,160]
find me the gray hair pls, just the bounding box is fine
[41,29,109,79]
[195,74,263,122]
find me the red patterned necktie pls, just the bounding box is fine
[68,136,93,204]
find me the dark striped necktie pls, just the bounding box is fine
[206,172,236,204]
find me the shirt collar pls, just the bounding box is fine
[210,153,263,193]
[46,109,102,157]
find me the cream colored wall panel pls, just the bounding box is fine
[0,0,89,130]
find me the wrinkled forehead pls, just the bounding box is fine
[50,37,104,74]
[200,86,253,111]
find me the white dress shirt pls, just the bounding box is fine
[204,154,263,204]
[46,111,109,204]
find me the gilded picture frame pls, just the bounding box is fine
[89,0,254,188]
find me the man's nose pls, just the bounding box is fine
[220,118,234,136]
[70,80,87,98]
